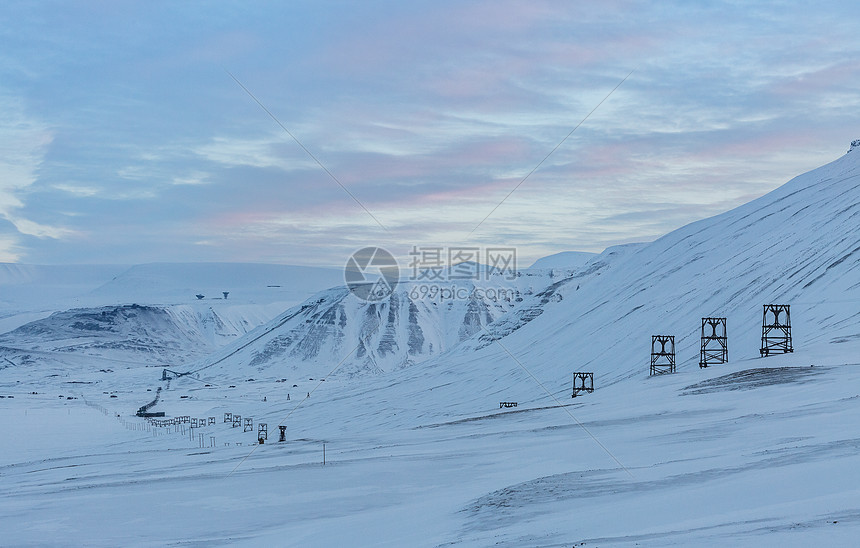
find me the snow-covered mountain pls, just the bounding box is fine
[185,270,589,377]
[0,263,350,367]
[0,303,282,365]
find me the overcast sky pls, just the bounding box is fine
[1,1,859,267]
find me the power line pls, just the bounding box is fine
[468,69,634,238]
[225,69,389,233]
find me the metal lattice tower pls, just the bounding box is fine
[571,372,594,398]
[650,335,675,375]
[699,317,728,368]
[258,423,268,443]
[761,304,793,356]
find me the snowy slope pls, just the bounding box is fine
[424,148,860,397]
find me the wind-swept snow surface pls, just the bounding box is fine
[2,148,860,546]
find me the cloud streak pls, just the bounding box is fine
[1,1,859,267]
[0,95,78,258]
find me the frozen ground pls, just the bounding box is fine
[2,343,859,546]
[1,149,859,546]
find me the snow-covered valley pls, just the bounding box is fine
[2,149,860,546]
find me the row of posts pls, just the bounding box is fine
[570,305,793,396]
[650,304,793,376]
[140,416,291,450]
[148,415,216,428]
[139,413,288,446]
[222,412,287,443]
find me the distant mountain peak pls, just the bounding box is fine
[850,139,860,153]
